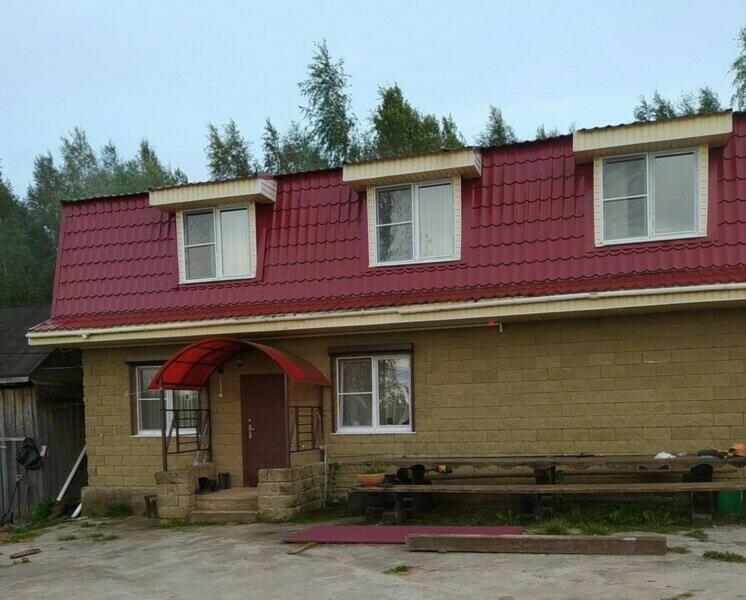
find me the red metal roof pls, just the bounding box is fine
[148,338,330,390]
[35,115,746,332]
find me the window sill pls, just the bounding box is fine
[597,231,706,247]
[131,431,197,438]
[332,429,415,436]
[370,256,459,268]
[179,273,255,285]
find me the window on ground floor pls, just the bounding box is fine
[335,354,412,433]
[133,365,199,436]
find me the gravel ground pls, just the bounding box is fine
[3,517,746,600]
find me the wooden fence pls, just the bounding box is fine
[0,386,85,520]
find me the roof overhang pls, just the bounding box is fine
[573,111,733,163]
[342,147,482,190]
[26,283,746,347]
[149,177,276,212]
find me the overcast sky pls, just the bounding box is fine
[1,1,744,194]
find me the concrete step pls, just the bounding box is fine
[190,510,257,524]
[194,496,258,512]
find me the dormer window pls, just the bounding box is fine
[342,147,479,267]
[178,204,256,283]
[374,180,457,264]
[148,176,274,284]
[600,148,701,244]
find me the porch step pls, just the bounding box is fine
[192,488,259,516]
[190,510,257,524]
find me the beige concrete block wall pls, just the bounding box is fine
[82,308,746,497]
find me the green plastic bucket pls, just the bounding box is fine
[716,490,743,515]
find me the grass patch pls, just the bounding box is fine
[87,532,119,542]
[684,529,708,542]
[401,496,695,534]
[535,518,571,535]
[703,550,746,563]
[57,534,77,541]
[667,545,691,554]
[0,498,69,544]
[579,522,611,536]
[285,499,348,524]
[406,505,520,527]
[104,504,134,518]
[383,564,412,575]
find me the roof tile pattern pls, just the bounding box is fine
[37,116,746,332]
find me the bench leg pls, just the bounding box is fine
[520,494,540,520]
[691,491,714,528]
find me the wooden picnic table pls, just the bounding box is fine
[341,454,746,471]
[347,454,746,525]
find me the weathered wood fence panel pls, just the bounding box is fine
[0,386,85,520]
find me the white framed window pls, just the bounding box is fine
[335,354,412,434]
[134,365,199,436]
[177,203,256,283]
[370,178,459,265]
[599,147,705,245]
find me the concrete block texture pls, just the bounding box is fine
[80,308,746,503]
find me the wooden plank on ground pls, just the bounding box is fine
[358,480,746,494]
[406,534,666,556]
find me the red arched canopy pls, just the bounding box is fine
[147,337,330,390]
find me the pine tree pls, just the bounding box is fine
[697,87,722,114]
[371,84,423,157]
[370,84,464,157]
[439,115,463,149]
[299,40,356,166]
[535,124,561,140]
[206,119,252,180]
[0,169,54,307]
[261,119,326,174]
[634,88,721,121]
[732,26,746,110]
[476,106,517,146]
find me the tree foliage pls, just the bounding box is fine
[0,169,55,306]
[732,27,746,110]
[206,119,253,180]
[370,84,464,158]
[1,130,185,307]
[476,106,517,146]
[299,40,357,166]
[634,87,722,122]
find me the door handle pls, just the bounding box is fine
[247,418,256,440]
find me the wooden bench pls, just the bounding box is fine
[353,480,746,525]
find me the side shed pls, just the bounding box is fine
[0,305,85,519]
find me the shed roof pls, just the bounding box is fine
[0,305,51,381]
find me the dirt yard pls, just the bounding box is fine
[3,517,746,600]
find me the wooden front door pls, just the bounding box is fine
[240,374,289,486]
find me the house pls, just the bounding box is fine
[26,110,746,520]
[1,305,85,519]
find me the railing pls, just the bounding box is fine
[288,405,323,455]
[164,408,212,459]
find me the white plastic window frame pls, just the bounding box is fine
[368,176,461,266]
[176,202,256,283]
[595,145,708,246]
[133,365,198,437]
[335,354,413,435]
